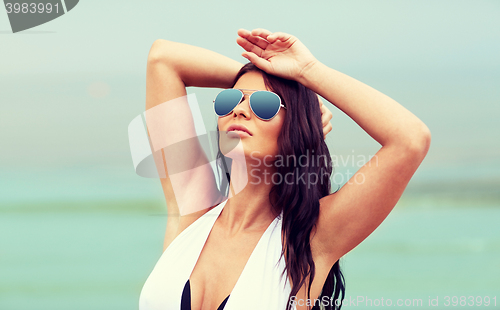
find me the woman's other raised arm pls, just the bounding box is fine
[146,40,242,251]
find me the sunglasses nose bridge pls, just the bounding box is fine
[231,92,251,117]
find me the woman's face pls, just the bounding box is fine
[218,71,286,166]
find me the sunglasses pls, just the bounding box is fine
[213,88,286,120]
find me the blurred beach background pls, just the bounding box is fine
[1,0,499,309]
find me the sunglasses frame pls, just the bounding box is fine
[213,88,286,121]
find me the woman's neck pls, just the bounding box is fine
[220,159,279,236]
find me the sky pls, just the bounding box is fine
[1,0,499,204]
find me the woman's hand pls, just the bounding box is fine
[319,96,333,139]
[237,29,331,138]
[237,28,318,82]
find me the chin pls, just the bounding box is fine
[219,133,245,159]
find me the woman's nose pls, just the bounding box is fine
[232,95,251,118]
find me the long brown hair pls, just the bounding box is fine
[215,63,345,310]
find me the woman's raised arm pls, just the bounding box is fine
[146,40,242,251]
[237,28,431,263]
[296,48,431,263]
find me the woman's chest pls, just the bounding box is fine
[140,203,290,310]
[189,229,264,310]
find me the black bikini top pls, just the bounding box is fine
[181,279,230,310]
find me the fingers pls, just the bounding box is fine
[245,35,269,50]
[321,105,332,126]
[237,28,295,58]
[250,28,273,39]
[236,36,265,58]
[249,28,293,44]
[237,28,251,38]
[323,122,332,140]
[241,51,272,72]
[318,95,333,139]
[267,32,293,44]
[318,96,332,125]
[238,28,269,50]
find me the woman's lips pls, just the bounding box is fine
[226,124,252,136]
[226,129,251,138]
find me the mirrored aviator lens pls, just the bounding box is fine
[214,89,242,116]
[251,91,281,120]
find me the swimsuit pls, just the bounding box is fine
[181,279,229,310]
[139,199,295,310]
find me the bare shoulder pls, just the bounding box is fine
[176,207,214,237]
[175,204,220,238]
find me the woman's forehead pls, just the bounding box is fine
[233,71,268,90]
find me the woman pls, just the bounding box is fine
[139,28,431,310]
